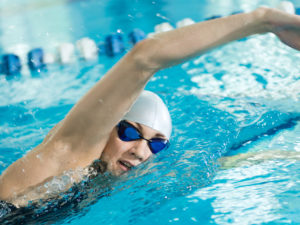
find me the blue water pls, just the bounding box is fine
[1,0,300,224]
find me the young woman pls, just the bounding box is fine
[1,7,300,207]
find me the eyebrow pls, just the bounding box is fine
[153,133,165,138]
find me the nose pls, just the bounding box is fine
[129,139,151,162]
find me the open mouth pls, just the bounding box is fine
[118,160,133,171]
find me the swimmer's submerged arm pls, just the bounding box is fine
[219,150,300,169]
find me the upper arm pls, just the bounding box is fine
[0,40,159,200]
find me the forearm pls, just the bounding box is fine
[147,8,268,70]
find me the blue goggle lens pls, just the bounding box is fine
[117,121,169,154]
[149,138,170,154]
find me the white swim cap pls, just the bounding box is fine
[123,90,172,139]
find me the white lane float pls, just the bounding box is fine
[276,1,295,14]
[43,52,56,64]
[176,18,195,28]
[154,22,174,33]
[58,42,75,64]
[76,37,98,60]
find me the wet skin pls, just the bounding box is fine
[100,121,167,176]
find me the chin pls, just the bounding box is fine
[106,164,123,177]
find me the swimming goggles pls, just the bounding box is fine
[117,120,170,154]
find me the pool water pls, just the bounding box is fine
[1,0,300,224]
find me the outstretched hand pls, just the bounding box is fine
[262,7,300,50]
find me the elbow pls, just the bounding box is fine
[129,38,162,74]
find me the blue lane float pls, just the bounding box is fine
[1,54,22,75]
[205,15,222,20]
[128,29,145,45]
[98,42,106,55]
[231,10,244,15]
[27,48,45,71]
[105,33,125,57]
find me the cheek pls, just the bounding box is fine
[106,136,131,159]
[113,139,128,156]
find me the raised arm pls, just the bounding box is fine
[59,7,300,148]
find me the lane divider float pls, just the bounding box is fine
[0,1,298,76]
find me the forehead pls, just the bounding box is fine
[127,120,166,139]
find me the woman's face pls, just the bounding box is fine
[100,121,166,176]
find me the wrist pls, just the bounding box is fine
[250,7,272,34]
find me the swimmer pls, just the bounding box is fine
[1,7,300,207]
